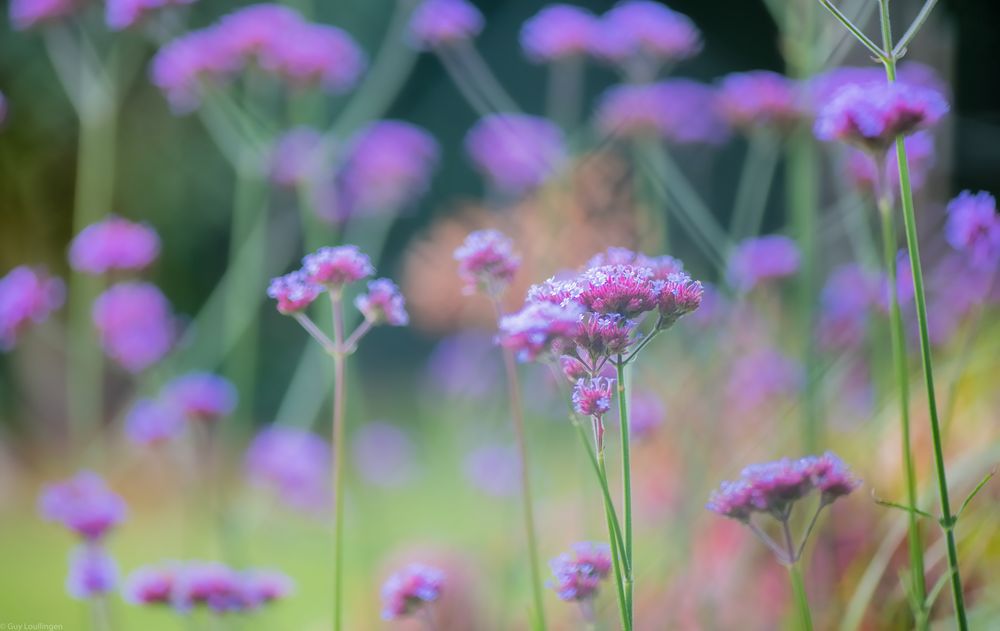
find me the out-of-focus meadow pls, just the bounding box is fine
[1,0,1000,629]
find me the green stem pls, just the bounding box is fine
[597,450,632,631]
[615,359,634,626]
[877,197,928,623]
[788,563,814,631]
[730,132,780,239]
[876,3,967,627]
[330,294,347,631]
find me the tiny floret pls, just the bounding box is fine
[69,216,161,275]
[548,542,612,602]
[381,563,445,620]
[267,271,321,315]
[572,377,615,418]
[355,279,409,326]
[454,229,522,295]
[302,245,374,289]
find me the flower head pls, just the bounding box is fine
[596,81,727,144]
[572,377,615,417]
[463,444,520,497]
[92,282,175,373]
[381,564,445,620]
[353,422,418,489]
[727,235,801,292]
[125,398,184,446]
[150,28,240,113]
[844,131,935,198]
[548,542,612,602]
[574,313,635,358]
[123,564,178,605]
[656,272,703,328]
[69,217,161,275]
[67,545,118,599]
[454,229,522,295]
[576,264,658,318]
[945,191,1000,270]
[465,114,566,194]
[267,271,321,314]
[245,427,330,511]
[592,1,701,70]
[39,472,126,541]
[355,279,409,326]
[409,0,483,49]
[126,562,292,611]
[716,71,802,131]
[0,266,65,350]
[267,126,330,189]
[520,5,599,62]
[171,562,248,613]
[302,245,374,290]
[499,301,582,362]
[817,264,885,351]
[162,372,237,422]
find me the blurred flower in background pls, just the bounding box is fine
[0,266,64,350]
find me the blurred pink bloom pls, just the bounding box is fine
[596,81,727,144]
[353,422,419,488]
[256,23,365,92]
[716,70,802,131]
[125,398,184,446]
[123,563,178,605]
[454,229,522,296]
[381,563,445,620]
[267,126,329,189]
[92,282,175,373]
[844,131,935,198]
[69,216,161,274]
[10,0,85,29]
[725,349,802,411]
[817,264,885,351]
[945,190,1000,269]
[105,0,196,31]
[409,0,483,49]
[39,471,126,542]
[355,279,409,326]
[499,301,582,362]
[807,62,946,108]
[267,270,321,314]
[520,4,599,62]
[592,1,701,71]
[302,245,374,290]
[548,542,612,602]
[125,561,292,611]
[162,372,237,422]
[572,377,614,417]
[66,545,118,599]
[727,235,801,292]
[464,114,566,194]
[462,444,520,497]
[150,29,242,113]
[0,265,64,350]
[245,426,330,512]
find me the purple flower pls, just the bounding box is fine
[302,245,374,290]
[425,330,502,399]
[409,0,483,49]
[716,71,802,131]
[123,564,178,605]
[105,0,196,31]
[162,372,238,422]
[945,191,1000,270]
[464,114,566,194]
[245,427,330,511]
[596,81,727,144]
[66,545,118,599]
[10,0,85,29]
[454,229,522,295]
[125,398,184,446]
[808,452,862,503]
[499,301,582,362]
[727,235,801,292]
[381,564,445,620]
[463,444,520,497]
[807,63,946,109]
[355,279,409,326]
[267,271,322,315]
[592,1,701,71]
[242,569,295,606]
[656,272,703,328]
[171,562,247,613]
[817,264,884,351]
[69,216,161,275]
[150,29,242,113]
[92,282,175,373]
[572,377,615,417]
[844,131,935,198]
[520,5,599,62]
[336,121,439,218]
[0,266,65,350]
[585,247,683,278]
[576,264,658,318]
[267,126,330,189]
[256,23,365,92]
[126,562,292,612]
[353,422,418,488]
[548,542,612,602]
[627,390,665,439]
[39,472,126,541]
[0,91,7,125]
[726,349,803,411]
[814,82,948,152]
[574,313,635,359]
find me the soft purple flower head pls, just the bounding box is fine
[574,313,635,359]
[585,247,683,278]
[716,71,802,131]
[267,271,322,315]
[92,282,175,373]
[463,444,520,497]
[337,121,439,218]
[576,264,658,318]
[817,264,884,351]
[127,562,292,612]
[69,216,161,275]
[355,279,409,326]
[844,131,935,198]
[520,5,599,62]
[409,0,484,49]
[499,300,583,362]
[727,235,801,292]
[150,29,243,113]
[381,564,445,620]
[162,372,237,422]
[454,229,522,296]
[171,562,248,613]
[627,390,665,439]
[245,427,330,511]
[464,114,566,194]
[10,0,85,29]
[814,82,948,152]
[39,472,126,541]
[657,272,703,328]
[267,126,329,189]
[242,569,295,606]
[302,245,374,290]
[807,63,946,109]
[123,563,178,605]
[256,23,366,92]
[572,377,615,418]
[592,1,701,70]
[106,0,196,31]
[67,545,118,600]
[726,349,803,411]
[125,398,184,446]
[353,422,418,489]
[596,81,727,144]
[945,191,1000,270]
[548,542,612,602]
[0,266,65,350]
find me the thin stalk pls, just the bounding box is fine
[815,0,886,59]
[730,132,780,239]
[893,0,940,58]
[615,359,634,625]
[788,563,815,631]
[569,419,628,568]
[877,196,928,624]
[90,594,113,631]
[330,293,347,631]
[875,2,967,626]
[597,450,632,631]
[547,56,585,132]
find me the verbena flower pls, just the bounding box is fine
[69,216,161,275]
[817,264,885,351]
[463,444,520,497]
[123,563,178,605]
[301,245,374,291]
[726,349,803,411]
[572,377,615,417]
[39,472,126,542]
[454,229,522,296]
[499,301,583,362]
[125,562,292,612]
[267,126,330,189]
[716,70,802,132]
[381,564,445,620]
[125,398,184,446]
[576,264,659,318]
[727,235,801,292]
[408,0,484,49]
[548,542,612,602]
[0,266,65,350]
[355,279,409,326]
[520,4,599,63]
[245,427,330,512]
[596,81,727,144]
[267,271,322,314]
[814,82,948,153]
[353,422,419,489]
[170,562,248,613]
[150,29,240,113]
[92,282,175,373]
[161,372,237,422]
[657,272,703,328]
[592,1,701,71]
[574,313,635,358]
[10,0,85,29]
[945,191,1000,270]
[105,0,196,31]
[66,545,118,599]
[464,114,566,194]
[585,247,683,277]
[807,62,946,109]
[844,131,935,198]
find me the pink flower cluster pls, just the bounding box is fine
[38,471,126,542]
[945,191,1000,270]
[9,0,86,30]
[92,282,175,373]
[716,71,802,132]
[66,545,119,600]
[592,1,702,71]
[125,398,184,446]
[355,279,409,326]
[124,561,293,613]
[817,264,886,351]
[380,563,445,620]
[520,5,599,62]
[408,0,484,49]
[69,216,161,275]
[266,271,323,315]
[844,131,936,199]
[464,114,567,194]
[548,542,612,602]
[245,426,331,512]
[572,377,615,418]
[707,452,860,521]
[596,80,727,144]
[105,0,196,31]
[267,126,330,189]
[151,4,365,112]
[0,266,65,350]
[727,235,801,292]
[454,229,522,296]
[161,372,238,422]
[301,245,374,291]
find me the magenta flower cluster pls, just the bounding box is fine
[151,4,365,112]
[844,131,936,199]
[69,216,161,274]
[454,229,522,295]
[355,279,410,327]
[92,281,175,373]
[245,426,331,512]
[548,542,612,602]
[520,5,599,63]
[409,0,484,49]
[816,264,887,351]
[465,114,567,194]
[380,563,445,620]
[727,235,801,292]
[0,266,65,350]
[716,70,802,132]
[124,561,292,613]
[66,545,119,600]
[596,80,727,144]
[299,245,374,292]
[572,377,615,418]
[945,191,1000,270]
[125,370,237,445]
[592,1,702,71]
